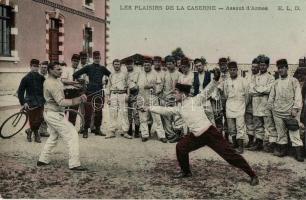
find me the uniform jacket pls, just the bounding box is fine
[18,72,45,107]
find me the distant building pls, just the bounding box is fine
[0,0,109,93]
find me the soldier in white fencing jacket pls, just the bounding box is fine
[268,59,304,162]
[245,58,260,148]
[38,62,87,171]
[137,57,167,142]
[105,59,132,139]
[126,59,141,137]
[249,55,277,153]
[160,56,183,142]
[223,61,249,154]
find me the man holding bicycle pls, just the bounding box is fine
[38,62,87,171]
[18,59,45,143]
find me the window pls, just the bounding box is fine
[0,5,12,56]
[84,0,94,10]
[49,18,60,62]
[84,27,92,58]
[85,0,93,6]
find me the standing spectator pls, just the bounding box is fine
[137,57,167,142]
[193,58,214,124]
[216,57,230,142]
[245,58,260,148]
[105,59,131,139]
[126,59,141,137]
[249,55,277,153]
[39,61,49,78]
[18,59,45,143]
[268,59,304,161]
[38,61,49,137]
[161,55,182,142]
[223,61,249,154]
[61,54,81,126]
[73,51,111,138]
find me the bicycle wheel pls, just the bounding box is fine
[64,109,84,133]
[0,111,28,139]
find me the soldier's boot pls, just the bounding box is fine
[249,139,264,151]
[245,135,255,148]
[148,124,152,137]
[82,128,89,139]
[274,144,287,157]
[134,125,140,138]
[93,127,106,136]
[232,136,239,149]
[25,128,32,142]
[128,124,133,136]
[273,144,281,156]
[264,142,276,153]
[34,131,41,143]
[295,146,304,162]
[224,132,230,142]
[236,139,244,154]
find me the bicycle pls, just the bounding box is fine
[0,104,85,139]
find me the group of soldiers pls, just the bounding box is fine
[17,52,305,163]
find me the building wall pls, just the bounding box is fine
[0,0,106,94]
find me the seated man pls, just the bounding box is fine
[141,69,259,186]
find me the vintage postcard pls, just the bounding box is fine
[0,0,305,199]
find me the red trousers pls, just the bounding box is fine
[176,126,256,177]
[28,106,44,131]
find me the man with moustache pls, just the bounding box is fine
[126,59,141,138]
[223,61,249,154]
[18,59,45,143]
[161,56,183,142]
[268,59,303,161]
[245,58,260,148]
[137,57,167,142]
[61,54,81,126]
[105,59,131,139]
[249,55,277,153]
[37,62,87,171]
[73,51,111,138]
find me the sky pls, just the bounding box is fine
[108,0,306,64]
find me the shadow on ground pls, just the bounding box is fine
[0,154,305,199]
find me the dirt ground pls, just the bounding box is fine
[0,108,306,199]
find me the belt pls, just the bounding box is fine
[111,90,127,94]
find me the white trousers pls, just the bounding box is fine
[108,93,129,135]
[273,115,303,147]
[39,111,81,169]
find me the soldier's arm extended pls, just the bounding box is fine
[148,106,180,117]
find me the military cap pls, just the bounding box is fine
[228,61,238,69]
[181,57,190,66]
[143,57,153,64]
[93,51,101,57]
[71,54,80,60]
[79,51,87,58]
[257,55,270,65]
[276,59,288,68]
[164,55,175,63]
[218,57,228,64]
[30,59,40,65]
